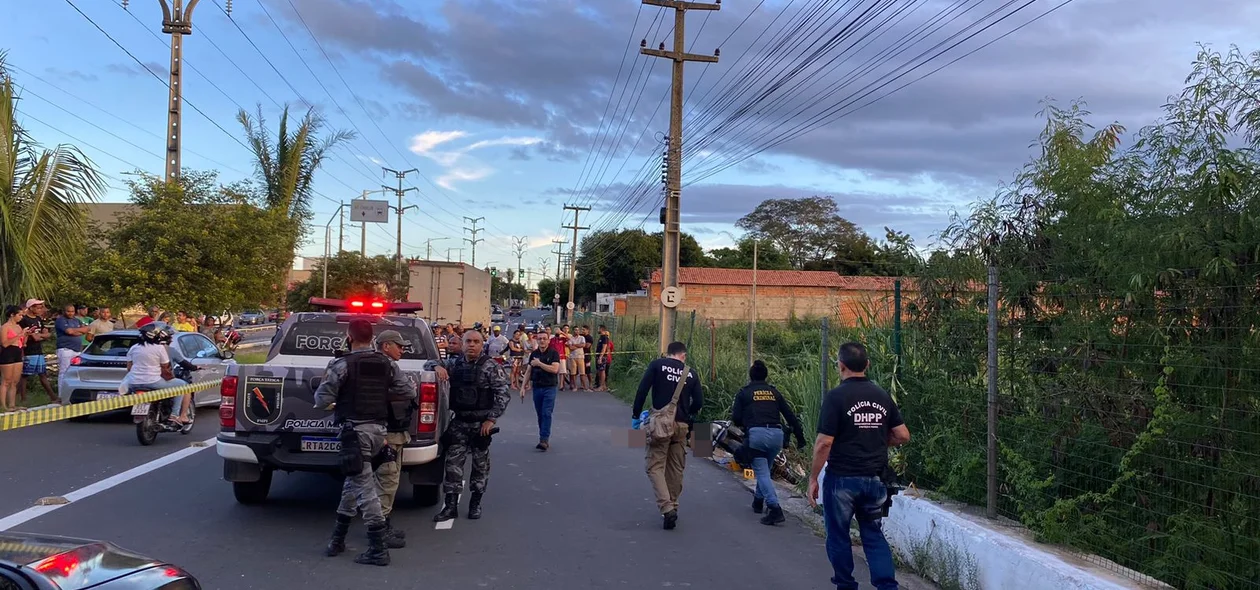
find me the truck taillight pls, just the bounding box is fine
[417,381,437,433]
[220,376,237,429]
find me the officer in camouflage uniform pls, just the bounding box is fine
[426,328,510,522]
[314,319,416,567]
[373,330,417,549]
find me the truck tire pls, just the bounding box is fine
[413,484,441,507]
[233,469,272,505]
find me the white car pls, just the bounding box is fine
[491,308,505,323]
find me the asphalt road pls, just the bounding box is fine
[0,327,274,515]
[0,367,877,589]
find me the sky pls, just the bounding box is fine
[6,0,1259,285]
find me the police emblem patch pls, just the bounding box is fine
[242,375,284,426]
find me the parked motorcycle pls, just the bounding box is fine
[131,360,200,446]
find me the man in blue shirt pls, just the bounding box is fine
[54,303,89,383]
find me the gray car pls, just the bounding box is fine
[58,328,235,409]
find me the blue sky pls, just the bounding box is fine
[6,0,1258,285]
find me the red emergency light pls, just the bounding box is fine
[308,297,423,314]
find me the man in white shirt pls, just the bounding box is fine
[567,330,590,391]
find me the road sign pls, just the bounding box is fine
[661,286,683,308]
[566,301,575,310]
[350,200,390,223]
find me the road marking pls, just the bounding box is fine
[433,483,467,530]
[0,436,217,531]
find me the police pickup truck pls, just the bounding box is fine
[215,297,449,507]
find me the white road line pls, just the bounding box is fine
[0,436,216,532]
[433,483,467,530]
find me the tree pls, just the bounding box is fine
[286,251,404,311]
[490,276,526,303]
[708,237,793,270]
[0,53,106,303]
[736,196,883,271]
[81,171,296,314]
[536,278,567,308]
[237,104,354,224]
[573,228,713,302]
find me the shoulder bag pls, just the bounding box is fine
[645,365,691,440]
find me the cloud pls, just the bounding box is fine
[410,130,543,188]
[273,0,1259,240]
[45,68,97,83]
[106,61,169,79]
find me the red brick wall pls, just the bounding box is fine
[638,282,913,327]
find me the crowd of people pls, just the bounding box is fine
[0,300,253,413]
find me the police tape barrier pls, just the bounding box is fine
[0,378,223,432]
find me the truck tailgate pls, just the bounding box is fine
[231,364,342,455]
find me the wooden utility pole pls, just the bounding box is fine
[382,167,418,286]
[551,238,567,325]
[463,217,485,268]
[641,0,719,353]
[562,204,590,322]
[123,0,226,184]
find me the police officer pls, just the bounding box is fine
[373,330,417,549]
[730,359,806,525]
[315,319,416,567]
[427,328,510,522]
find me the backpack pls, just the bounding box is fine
[645,364,691,440]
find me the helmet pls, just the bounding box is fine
[139,322,173,345]
[473,322,483,331]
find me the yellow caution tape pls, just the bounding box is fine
[0,378,223,432]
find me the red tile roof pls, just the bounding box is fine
[649,267,906,290]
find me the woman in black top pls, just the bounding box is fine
[730,360,805,525]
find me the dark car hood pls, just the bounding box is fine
[0,531,160,589]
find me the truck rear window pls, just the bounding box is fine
[278,322,429,360]
[84,335,141,357]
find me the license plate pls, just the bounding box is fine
[131,403,151,416]
[300,437,340,452]
[96,392,119,401]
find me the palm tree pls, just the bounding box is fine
[236,104,355,224]
[0,52,106,304]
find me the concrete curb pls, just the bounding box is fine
[705,453,939,589]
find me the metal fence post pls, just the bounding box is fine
[709,319,717,381]
[986,264,999,519]
[893,279,902,379]
[821,317,830,397]
[630,315,637,353]
[686,310,696,348]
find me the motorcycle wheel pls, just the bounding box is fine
[136,414,158,446]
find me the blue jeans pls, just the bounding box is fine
[532,385,557,441]
[746,426,783,507]
[822,474,898,590]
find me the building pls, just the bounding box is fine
[624,267,913,326]
[407,260,491,327]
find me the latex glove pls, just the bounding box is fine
[631,418,642,430]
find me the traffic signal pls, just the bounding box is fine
[490,267,498,277]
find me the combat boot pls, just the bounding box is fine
[325,514,351,556]
[760,504,786,526]
[467,492,484,519]
[432,493,459,522]
[354,523,390,566]
[752,496,764,514]
[383,516,405,549]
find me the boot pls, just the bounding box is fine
[432,493,459,522]
[325,514,351,557]
[354,523,390,566]
[384,516,406,549]
[760,504,786,526]
[467,492,483,520]
[662,509,678,530]
[752,496,764,514]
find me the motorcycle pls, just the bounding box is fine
[214,326,242,359]
[131,360,201,446]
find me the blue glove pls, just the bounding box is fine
[631,418,641,430]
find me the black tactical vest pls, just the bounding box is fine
[335,351,392,423]
[450,354,494,413]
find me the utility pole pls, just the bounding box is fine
[338,204,345,252]
[562,204,590,322]
[123,0,225,185]
[512,236,528,304]
[551,238,567,325]
[641,0,720,353]
[425,237,448,261]
[463,217,485,267]
[382,167,418,285]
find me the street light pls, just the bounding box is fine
[323,203,348,298]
